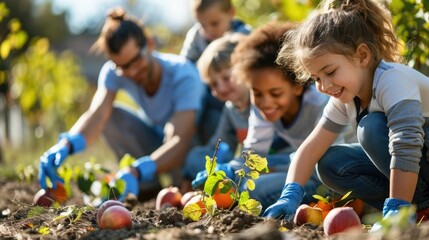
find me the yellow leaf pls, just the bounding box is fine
[247,170,260,180]
[246,179,255,191]
[183,203,202,221]
[0,40,11,59]
[38,226,50,235]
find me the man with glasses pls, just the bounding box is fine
[38,7,205,202]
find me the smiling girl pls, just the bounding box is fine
[263,0,429,230]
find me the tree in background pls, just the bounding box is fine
[0,2,28,162]
[1,1,89,152]
[390,0,429,74]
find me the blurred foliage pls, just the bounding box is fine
[234,0,428,74]
[390,0,429,74]
[0,2,28,92]
[11,38,89,137]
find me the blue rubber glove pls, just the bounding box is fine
[115,170,139,202]
[38,133,86,189]
[216,142,230,164]
[262,182,304,220]
[116,156,157,201]
[191,163,235,189]
[370,198,416,232]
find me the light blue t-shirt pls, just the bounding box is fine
[98,51,205,129]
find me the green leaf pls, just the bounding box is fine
[27,206,46,218]
[77,172,95,194]
[205,155,217,175]
[204,172,224,196]
[238,190,250,206]
[119,153,136,169]
[246,179,256,191]
[205,197,217,215]
[114,179,126,194]
[218,180,233,194]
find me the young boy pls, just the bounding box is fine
[180,0,251,63]
[181,33,249,192]
[180,0,252,145]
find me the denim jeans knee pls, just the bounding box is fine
[358,112,390,177]
[317,143,388,210]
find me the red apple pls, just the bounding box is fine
[184,194,206,215]
[33,189,55,207]
[180,191,198,209]
[33,182,68,207]
[156,186,183,210]
[294,204,323,226]
[97,200,125,226]
[323,207,362,236]
[99,205,132,229]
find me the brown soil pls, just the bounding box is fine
[1,178,429,240]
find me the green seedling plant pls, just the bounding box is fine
[183,139,269,221]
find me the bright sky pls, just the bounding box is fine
[37,0,194,34]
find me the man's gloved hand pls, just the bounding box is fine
[115,169,139,202]
[262,182,304,220]
[38,133,86,189]
[370,198,416,232]
[116,156,157,202]
[191,163,235,189]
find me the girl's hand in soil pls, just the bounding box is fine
[38,133,86,189]
[370,198,416,232]
[263,182,304,220]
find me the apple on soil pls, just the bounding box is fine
[156,186,183,210]
[184,194,207,215]
[323,206,362,236]
[294,204,323,226]
[97,200,133,229]
[181,191,199,209]
[33,182,68,207]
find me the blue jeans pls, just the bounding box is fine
[231,153,322,212]
[317,112,429,210]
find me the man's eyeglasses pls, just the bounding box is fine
[115,46,147,75]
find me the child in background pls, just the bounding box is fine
[181,33,250,192]
[180,0,252,145]
[180,0,251,63]
[263,0,429,230]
